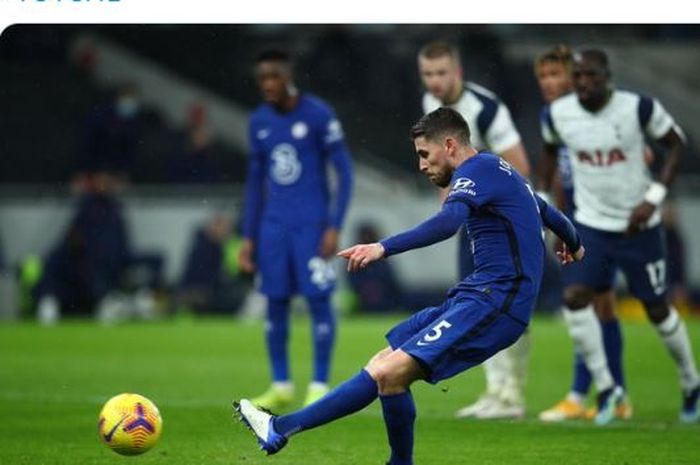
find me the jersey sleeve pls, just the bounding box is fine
[380,200,467,257]
[315,104,354,229]
[540,105,561,145]
[317,105,346,151]
[643,97,680,141]
[484,103,522,154]
[241,120,266,240]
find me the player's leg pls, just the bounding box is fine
[294,225,338,405]
[474,332,529,419]
[587,290,633,420]
[554,225,622,424]
[368,350,425,465]
[251,224,295,410]
[234,304,447,456]
[616,225,699,422]
[305,294,336,405]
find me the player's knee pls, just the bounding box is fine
[563,286,594,310]
[365,362,408,395]
[643,301,670,324]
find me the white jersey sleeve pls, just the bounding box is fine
[484,103,522,154]
[645,98,678,140]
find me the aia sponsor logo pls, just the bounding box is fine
[577,149,626,166]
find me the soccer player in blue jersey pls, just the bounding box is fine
[238,49,354,410]
[234,108,603,464]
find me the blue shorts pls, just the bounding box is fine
[385,291,526,384]
[563,223,668,303]
[257,222,335,299]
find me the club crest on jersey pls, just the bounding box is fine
[451,177,477,196]
[271,143,302,185]
[577,149,626,166]
[291,121,308,139]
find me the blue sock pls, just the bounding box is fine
[571,352,592,396]
[266,298,290,382]
[274,369,378,437]
[308,296,336,383]
[381,391,416,465]
[602,319,625,389]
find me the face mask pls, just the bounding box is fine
[116,96,140,118]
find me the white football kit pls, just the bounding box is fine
[423,82,521,153]
[542,89,683,232]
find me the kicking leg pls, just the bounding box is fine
[235,348,390,455]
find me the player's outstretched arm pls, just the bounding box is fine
[376,201,466,256]
[338,201,467,272]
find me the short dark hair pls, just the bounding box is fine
[534,44,573,74]
[418,41,461,65]
[410,107,471,145]
[255,48,293,69]
[575,49,610,72]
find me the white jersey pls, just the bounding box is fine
[542,89,681,232]
[423,82,521,154]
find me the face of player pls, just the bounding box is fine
[536,61,572,103]
[418,55,461,102]
[414,135,453,188]
[572,57,610,108]
[255,61,292,106]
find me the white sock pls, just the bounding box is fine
[655,307,700,391]
[562,305,614,392]
[499,333,530,404]
[566,391,584,405]
[509,332,530,389]
[483,350,509,395]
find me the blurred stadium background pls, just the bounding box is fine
[1,24,699,320]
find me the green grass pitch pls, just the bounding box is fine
[1,315,699,464]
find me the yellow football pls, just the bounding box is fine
[97,393,163,456]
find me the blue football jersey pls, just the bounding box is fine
[444,152,545,313]
[247,94,347,228]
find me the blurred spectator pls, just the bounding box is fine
[347,222,403,312]
[34,192,164,324]
[73,83,143,189]
[166,125,220,184]
[175,214,250,314]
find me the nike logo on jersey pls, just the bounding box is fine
[257,129,271,140]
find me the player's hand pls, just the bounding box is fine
[627,201,656,235]
[238,239,256,274]
[337,243,385,272]
[556,243,585,265]
[319,227,339,258]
